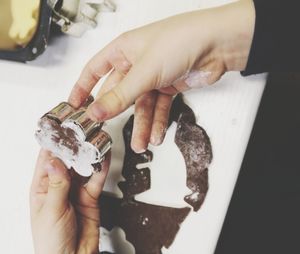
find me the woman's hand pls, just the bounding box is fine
[69,0,255,153]
[30,149,110,254]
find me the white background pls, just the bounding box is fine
[0,0,266,253]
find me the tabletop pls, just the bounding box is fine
[0,0,266,253]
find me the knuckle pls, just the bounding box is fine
[49,179,69,189]
[137,96,153,109]
[109,87,126,111]
[136,91,157,108]
[85,64,102,83]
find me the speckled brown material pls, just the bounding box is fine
[118,115,153,199]
[100,94,212,253]
[35,97,112,177]
[170,94,213,211]
[100,195,190,254]
[38,117,80,155]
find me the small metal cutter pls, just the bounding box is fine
[35,97,112,176]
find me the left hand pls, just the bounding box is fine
[30,149,110,254]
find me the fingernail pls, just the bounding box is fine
[136,148,146,154]
[69,86,90,108]
[46,158,67,175]
[150,127,166,146]
[150,135,161,146]
[45,160,58,174]
[131,143,146,153]
[88,103,107,121]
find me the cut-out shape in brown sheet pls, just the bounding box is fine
[100,195,190,254]
[118,114,152,199]
[169,94,213,211]
[100,94,212,253]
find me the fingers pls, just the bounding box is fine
[44,157,71,213]
[109,48,132,74]
[30,150,52,215]
[95,70,125,99]
[130,91,172,151]
[131,91,158,153]
[31,149,51,195]
[69,47,131,109]
[85,151,111,200]
[87,61,156,122]
[95,49,132,99]
[187,59,226,87]
[204,68,224,85]
[150,93,173,146]
[69,50,112,108]
[172,79,190,93]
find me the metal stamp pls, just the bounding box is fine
[88,130,112,158]
[62,109,103,137]
[35,98,112,177]
[44,102,75,123]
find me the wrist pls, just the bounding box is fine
[212,0,256,71]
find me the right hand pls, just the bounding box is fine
[69,0,255,153]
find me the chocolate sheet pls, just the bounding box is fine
[100,94,213,253]
[170,94,213,211]
[100,195,190,254]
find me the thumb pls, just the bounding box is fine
[44,158,71,213]
[87,61,156,121]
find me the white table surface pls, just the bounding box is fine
[0,0,266,253]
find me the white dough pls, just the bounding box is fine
[35,118,100,177]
